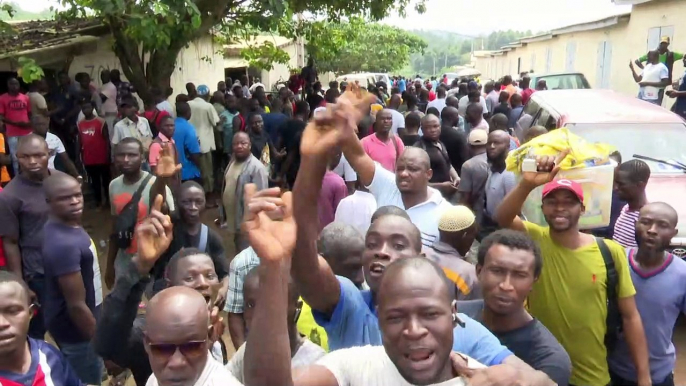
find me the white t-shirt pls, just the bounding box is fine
[101,82,118,114]
[334,190,377,236]
[156,100,175,117]
[389,109,406,135]
[333,154,356,182]
[457,95,488,117]
[188,97,220,153]
[45,132,66,170]
[367,163,451,246]
[147,354,241,386]
[316,345,483,386]
[227,339,325,383]
[640,62,669,100]
[426,97,447,115]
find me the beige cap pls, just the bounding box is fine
[468,129,488,145]
[438,205,476,232]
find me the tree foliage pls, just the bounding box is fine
[57,0,425,103]
[296,18,426,75]
[408,29,533,76]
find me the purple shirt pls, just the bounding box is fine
[318,171,347,232]
[608,248,686,383]
[612,205,639,248]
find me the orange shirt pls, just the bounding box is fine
[0,134,10,183]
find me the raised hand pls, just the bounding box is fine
[155,143,182,178]
[300,83,377,159]
[132,194,173,275]
[521,149,570,188]
[242,184,296,263]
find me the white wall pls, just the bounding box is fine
[70,34,225,104]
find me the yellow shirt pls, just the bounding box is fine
[297,299,329,352]
[524,222,635,386]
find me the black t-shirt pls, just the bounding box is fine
[279,119,306,152]
[439,125,469,173]
[414,137,451,183]
[401,133,420,147]
[249,131,273,161]
[306,94,324,116]
[493,104,511,117]
[458,300,572,386]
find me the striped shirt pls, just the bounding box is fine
[612,205,640,248]
[0,338,83,386]
[224,247,260,314]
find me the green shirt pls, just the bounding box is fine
[638,51,684,64]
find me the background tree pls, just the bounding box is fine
[58,0,425,103]
[292,18,426,75]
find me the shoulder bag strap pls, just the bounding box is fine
[131,174,154,208]
[596,237,621,354]
[198,224,209,252]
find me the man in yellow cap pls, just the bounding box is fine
[424,205,480,300]
[634,36,684,83]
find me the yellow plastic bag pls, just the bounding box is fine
[506,128,615,174]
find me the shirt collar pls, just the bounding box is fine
[157,132,171,142]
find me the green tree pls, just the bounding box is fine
[58,0,425,103]
[296,18,426,75]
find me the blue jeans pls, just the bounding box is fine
[8,135,19,176]
[59,340,105,384]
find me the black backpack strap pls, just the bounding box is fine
[132,173,154,209]
[596,237,621,354]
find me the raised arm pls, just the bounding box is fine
[629,61,642,83]
[291,91,375,316]
[495,151,568,232]
[340,129,376,187]
[242,185,339,386]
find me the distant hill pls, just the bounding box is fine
[0,3,54,21]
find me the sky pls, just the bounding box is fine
[15,0,631,35]
[382,0,631,35]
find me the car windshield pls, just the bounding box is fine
[567,123,686,172]
[539,74,590,90]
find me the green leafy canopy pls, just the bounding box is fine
[54,0,425,102]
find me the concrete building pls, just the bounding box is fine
[473,0,685,104]
[223,35,306,93]
[0,19,225,101]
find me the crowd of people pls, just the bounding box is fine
[0,60,683,386]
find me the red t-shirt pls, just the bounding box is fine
[78,118,109,165]
[0,93,31,137]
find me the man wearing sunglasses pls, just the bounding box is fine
[144,286,240,386]
[94,195,225,386]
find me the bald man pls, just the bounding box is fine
[490,113,519,151]
[0,134,51,338]
[523,125,547,144]
[42,172,104,384]
[145,287,240,386]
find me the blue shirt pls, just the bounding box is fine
[313,276,513,365]
[0,338,84,386]
[398,79,406,93]
[173,117,201,181]
[609,250,686,383]
[261,112,288,145]
[42,220,97,344]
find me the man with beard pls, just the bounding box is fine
[459,230,572,385]
[608,202,685,386]
[95,195,227,385]
[242,181,554,386]
[479,130,516,240]
[282,93,556,385]
[495,154,650,386]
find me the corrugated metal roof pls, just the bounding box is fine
[0,18,105,58]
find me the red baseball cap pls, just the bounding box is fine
[542,179,584,202]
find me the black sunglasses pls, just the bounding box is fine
[146,340,207,359]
